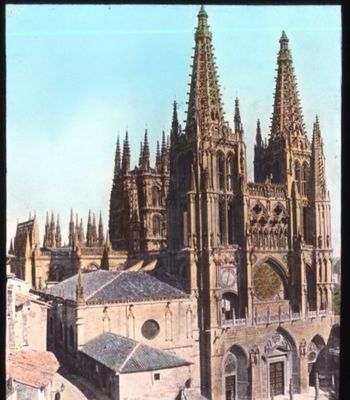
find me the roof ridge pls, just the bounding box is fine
[118,341,141,372]
[86,271,124,301]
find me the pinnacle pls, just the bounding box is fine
[156,140,160,158]
[162,130,166,149]
[198,4,207,17]
[280,30,289,42]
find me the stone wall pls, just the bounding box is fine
[119,365,191,400]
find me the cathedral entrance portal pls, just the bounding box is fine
[264,329,300,397]
[269,361,284,396]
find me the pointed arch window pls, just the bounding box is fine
[301,162,308,196]
[152,215,162,237]
[226,153,234,191]
[294,161,301,194]
[217,152,225,190]
[152,186,161,207]
[306,265,317,311]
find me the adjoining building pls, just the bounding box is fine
[9,6,338,400]
[43,269,201,399]
[7,351,59,400]
[78,332,192,400]
[6,256,60,400]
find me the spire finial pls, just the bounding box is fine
[197,4,209,33]
[280,30,289,42]
[198,4,208,18]
[143,128,150,169]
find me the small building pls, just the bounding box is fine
[7,350,59,400]
[78,332,192,400]
[7,273,48,355]
[43,269,201,396]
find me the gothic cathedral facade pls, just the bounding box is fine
[10,6,335,400]
[109,6,334,399]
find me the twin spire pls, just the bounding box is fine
[270,30,305,138]
[186,5,225,137]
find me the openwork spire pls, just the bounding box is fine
[311,116,327,200]
[271,31,305,138]
[186,5,225,137]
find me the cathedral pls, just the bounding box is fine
[9,6,337,400]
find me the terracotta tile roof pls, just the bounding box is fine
[7,351,59,388]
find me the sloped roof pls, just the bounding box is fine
[7,351,59,388]
[80,332,191,373]
[45,270,187,303]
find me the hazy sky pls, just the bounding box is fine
[6,5,341,256]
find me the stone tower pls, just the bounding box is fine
[166,7,334,399]
[109,130,170,254]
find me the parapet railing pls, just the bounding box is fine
[221,308,333,328]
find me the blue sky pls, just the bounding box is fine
[6,5,341,256]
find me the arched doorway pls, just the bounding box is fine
[308,335,326,386]
[264,328,300,397]
[223,345,250,400]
